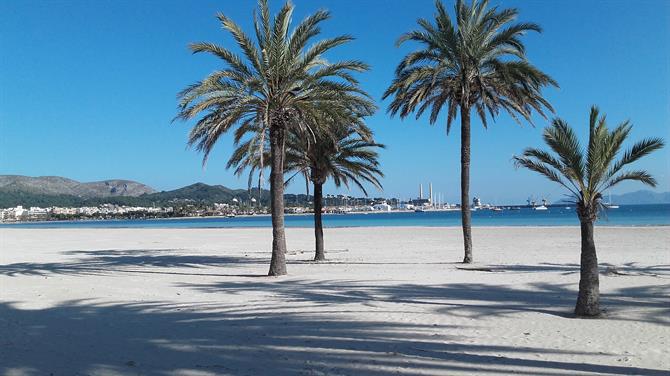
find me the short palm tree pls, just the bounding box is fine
[514,106,664,316]
[384,0,557,263]
[285,124,384,261]
[176,0,374,275]
[229,118,384,262]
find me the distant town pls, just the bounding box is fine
[0,183,535,223]
[2,175,664,223]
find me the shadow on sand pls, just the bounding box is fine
[0,248,269,277]
[1,249,669,375]
[2,298,669,376]
[483,262,670,277]
[182,278,670,325]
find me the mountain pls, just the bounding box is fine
[0,176,273,208]
[147,183,270,204]
[0,175,155,198]
[609,190,670,205]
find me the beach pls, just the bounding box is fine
[1,226,668,375]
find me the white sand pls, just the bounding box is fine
[0,226,668,375]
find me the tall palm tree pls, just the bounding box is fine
[514,106,664,316]
[176,0,374,276]
[383,0,557,263]
[285,124,384,261]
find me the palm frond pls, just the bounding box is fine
[602,170,658,191]
[515,106,664,219]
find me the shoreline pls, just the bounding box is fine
[2,203,667,228]
[2,224,669,230]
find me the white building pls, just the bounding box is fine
[28,207,48,219]
[373,203,392,212]
[15,206,27,219]
[398,203,415,210]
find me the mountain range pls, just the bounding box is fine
[0,175,155,198]
[0,175,271,208]
[607,190,670,205]
[0,175,668,208]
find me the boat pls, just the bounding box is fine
[603,192,619,209]
[533,198,549,211]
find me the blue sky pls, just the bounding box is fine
[1,0,668,204]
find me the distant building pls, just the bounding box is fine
[372,202,392,212]
[398,203,415,210]
[15,206,27,220]
[473,197,482,208]
[28,207,48,219]
[410,198,431,207]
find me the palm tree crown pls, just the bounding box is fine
[176,0,375,163]
[514,106,664,219]
[285,125,384,194]
[383,0,557,129]
[228,121,384,197]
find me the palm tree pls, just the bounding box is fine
[176,0,374,276]
[285,124,384,261]
[514,106,664,316]
[228,119,384,262]
[383,0,557,263]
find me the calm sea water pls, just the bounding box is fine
[2,204,668,228]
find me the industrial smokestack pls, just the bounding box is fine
[429,183,433,203]
[419,184,423,200]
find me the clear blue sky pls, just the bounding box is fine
[1,0,668,204]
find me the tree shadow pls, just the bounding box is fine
[0,248,465,278]
[2,299,667,376]
[483,262,670,277]
[182,279,670,325]
[0,248,268,277]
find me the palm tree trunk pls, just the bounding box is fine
[460,104,473,263]
[575,219,600,316]
[268,125,287,276]
[313,182,325,261]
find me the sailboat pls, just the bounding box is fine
[604,192,619,209]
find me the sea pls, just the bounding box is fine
[1,204,668,228]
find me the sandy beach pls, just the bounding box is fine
[0,226,668,375]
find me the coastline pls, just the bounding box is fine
[2,224,669,230]
[1,204,668,228]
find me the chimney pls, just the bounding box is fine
[419,184,423,200]
[429,183,433,203]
